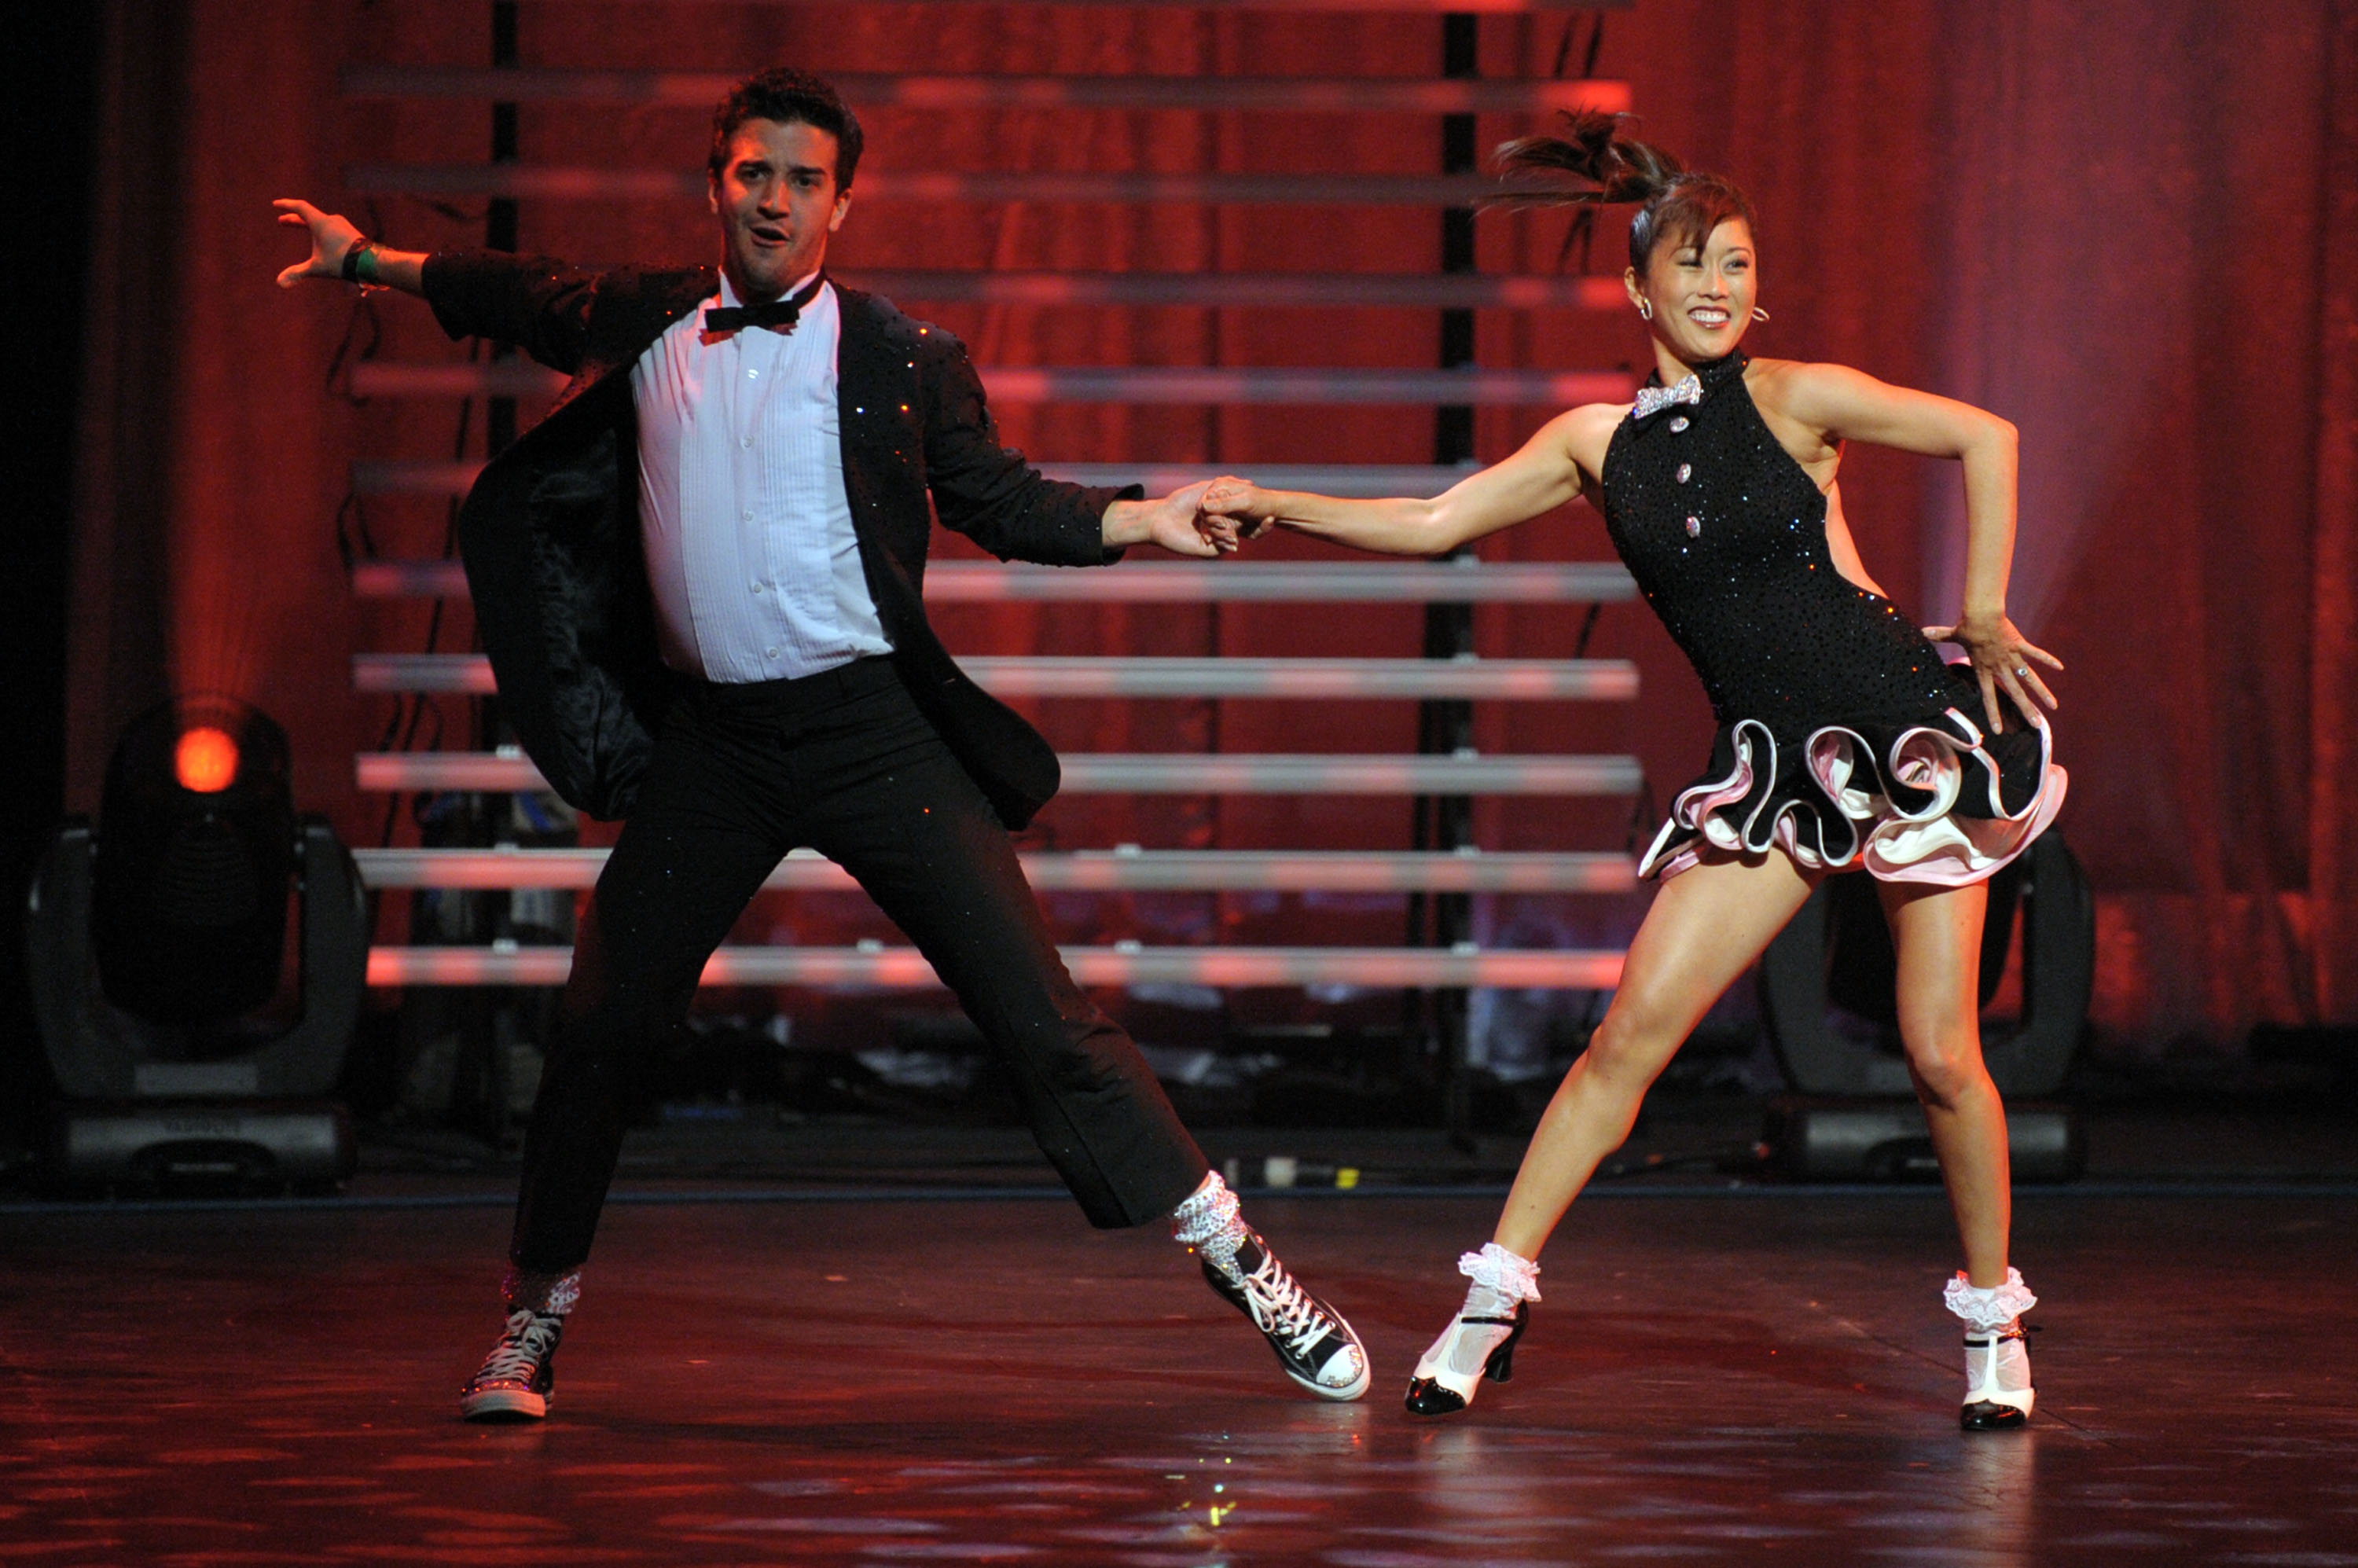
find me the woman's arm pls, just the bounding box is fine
[1761,362,2061,732]
[1201,402,1621,556]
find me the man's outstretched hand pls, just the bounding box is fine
[1102,479,1245,557]
[274,199,426,294]
[274,200,364,288]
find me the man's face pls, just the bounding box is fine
[708,118,851,301]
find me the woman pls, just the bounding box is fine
[1201,112,2066,1431]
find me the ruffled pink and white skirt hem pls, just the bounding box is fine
[1640,706,2067,888]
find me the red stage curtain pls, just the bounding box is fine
[70,0,2358,1049]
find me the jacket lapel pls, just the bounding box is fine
[832,287,923,640]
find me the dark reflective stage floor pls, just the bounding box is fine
[3,1191,2353,1564]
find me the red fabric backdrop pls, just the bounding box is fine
[69,0,2358,1052]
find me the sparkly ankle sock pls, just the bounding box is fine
[1456,1241,1542,1317]
[503,1266,582,1317]
[1171,1172,1250,1283]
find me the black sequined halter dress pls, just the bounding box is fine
[1602,351,2065,885]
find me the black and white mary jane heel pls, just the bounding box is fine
[1405,1298,1529,1416]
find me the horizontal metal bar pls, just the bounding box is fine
[354,846,1638,894]
[351,461,480,496]
[347,362,1631,406]
[498,1,1633,11]
[354,653,1637,701]
[842,270,1629,310]
[350,559,1638,603]
[989,368,1633,406]
[346,166,1512,205]
[355,752,1644,796]
[1030,466,1501,503]
[342,67,1629,116]
[351,461,1504,501]
[366,943,1627,990]
[333,271,1624,317]
[351,363,565,398]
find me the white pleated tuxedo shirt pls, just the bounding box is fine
[630,271,892,684]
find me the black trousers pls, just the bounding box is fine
[509,656,1209,1272]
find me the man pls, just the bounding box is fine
[276,66,1367,1419]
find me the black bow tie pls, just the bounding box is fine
[704,274,825,335]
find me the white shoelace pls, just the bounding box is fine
[1237,1252,1334,1358]
[474,1309,560,1387]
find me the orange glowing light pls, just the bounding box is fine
[174,727,240,792]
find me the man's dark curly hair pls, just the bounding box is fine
[707,67,864,189]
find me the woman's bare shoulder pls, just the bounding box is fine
[1554,398,1629,465]
[1744,354,1842,391]
[1747,356,1886,413]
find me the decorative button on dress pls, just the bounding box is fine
[1602,351,2066,886]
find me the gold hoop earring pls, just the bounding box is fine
[1751,307,1770,323]
[1637,299,1654,321]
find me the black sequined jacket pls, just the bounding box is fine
[418,249,1136,826]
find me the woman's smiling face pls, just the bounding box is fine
[1627,217,1757,365]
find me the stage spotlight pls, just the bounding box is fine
[174,725,240,793]
[94,696,296,1025]
[24,696,367,1192]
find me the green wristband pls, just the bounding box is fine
[341,240,377,286]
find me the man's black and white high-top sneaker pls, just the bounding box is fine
[460,1307,564,1422]
[1203,1231,1370,1401]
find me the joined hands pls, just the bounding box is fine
[1198,477,1276,544]
[1119,476,1262,556]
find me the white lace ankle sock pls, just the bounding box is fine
[1456,1241,1543,1317]
[1171,1172,1251,1283]
[1942,1266,2035,1331]
[1945,1267,2036,1406]
[503,1267,582,1317]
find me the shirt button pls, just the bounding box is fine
[741,436,754,448]
[766,647,779,659]
[747,368,759,379]
[1669,416,1690,433]
[1677,464,1692,483]
[750,580,763,593]
[1685,516,1702,536]
[742,509,754,522]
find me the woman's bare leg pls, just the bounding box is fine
[1493,852,1819,1260]
[1880,877,2011,1288]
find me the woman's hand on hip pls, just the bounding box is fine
[1921,612,2062,734]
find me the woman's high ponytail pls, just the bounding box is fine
[1492,110,1757,276]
